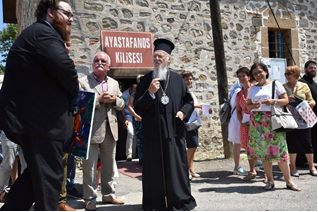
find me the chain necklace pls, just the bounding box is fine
[160,71,170,105]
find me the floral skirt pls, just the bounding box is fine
[247,111,289,162]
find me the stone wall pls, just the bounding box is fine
[16,0,317,158]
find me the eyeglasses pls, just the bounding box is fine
[57,8,73,19]
[284,72,292,76]
[94,59,108,64]
[252,70,264,76]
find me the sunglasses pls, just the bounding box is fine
[57,8,73,19]
[284,72,292,76]
[94,59,108,64]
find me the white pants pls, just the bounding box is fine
[0,131,27,192]
[125,115,134,157]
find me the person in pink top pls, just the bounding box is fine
[235,67,258,181]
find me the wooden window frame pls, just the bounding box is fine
[268,28,292,66]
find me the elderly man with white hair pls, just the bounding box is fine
[79,52,125,210]
[134,39,196,211]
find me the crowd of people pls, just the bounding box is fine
[0,0,316,211]
[225,61,317,191]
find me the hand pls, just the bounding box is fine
[308,101,315,108]
[124,120,129,128]
[288,95,295,103]
[241,122,249,128]
[262,98,273,106]
[253,100,261,109]
[176,111,185,121]
[148,78,161,95]
[100,92,116,104]
[135,115,142,122]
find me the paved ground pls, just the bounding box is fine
[66,156,317,211]
[1,156,317,211]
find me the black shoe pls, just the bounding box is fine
[67,187,83,199]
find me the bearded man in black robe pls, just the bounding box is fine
[134,38,197,211]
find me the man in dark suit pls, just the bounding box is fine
[0,0,78,210]
[299,61,317,164]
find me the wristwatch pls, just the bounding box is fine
[273,99,278,105]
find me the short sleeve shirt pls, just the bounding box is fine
[247,81,286,112]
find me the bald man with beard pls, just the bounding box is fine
[0,0,78,210]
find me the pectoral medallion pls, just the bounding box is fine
[161,94,169,105]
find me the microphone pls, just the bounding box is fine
[159,79,165,88]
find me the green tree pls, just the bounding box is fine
[0,23,18,73]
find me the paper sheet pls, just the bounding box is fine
[242,113,250,123]
[201,103,211,117]
[188,108,201,123]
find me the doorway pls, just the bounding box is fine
[115,77,138,161]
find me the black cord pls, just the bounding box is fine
[266,0,296,65]
[156,90,168,209]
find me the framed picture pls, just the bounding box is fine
[63,90,96,159]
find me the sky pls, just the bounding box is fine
[0,0,5,64]
[0,1,4,29]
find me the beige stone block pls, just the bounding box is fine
[261,27,268,48]
[264,13,296,28]
[290,29,299,49]
[261,47,269,58]
[291,50,300,67]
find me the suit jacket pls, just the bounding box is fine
[134,70,194,141]
[0,20,79,141]
[79,73,124,143]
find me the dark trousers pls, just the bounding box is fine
[133,119,143,164]
[0,131,64,211]
[312,123,317,163]
[296,123,317,165]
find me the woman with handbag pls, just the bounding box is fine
[180,71,202,181]
[227,80,248,176]
[246,62,300,191]
[283,65,317,177]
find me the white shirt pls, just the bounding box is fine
[228,88,241,143]
[247,81,286,112]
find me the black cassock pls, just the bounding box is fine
[134,70,197,211]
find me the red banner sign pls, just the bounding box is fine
[101,30,153,69]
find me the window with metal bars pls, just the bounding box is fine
[268,28,292,65]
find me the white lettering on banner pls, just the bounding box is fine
[104,36,151,49]
[115,52,143,64]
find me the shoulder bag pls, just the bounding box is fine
[271,80,298,132]
[219,101,236,125]
[184,109,201,132]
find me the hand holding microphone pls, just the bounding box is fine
[148,78,161,95]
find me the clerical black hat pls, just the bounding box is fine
[153,38,175,54]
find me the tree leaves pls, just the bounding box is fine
[0,23,18,72]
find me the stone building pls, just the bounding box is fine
[2,0,317,158]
